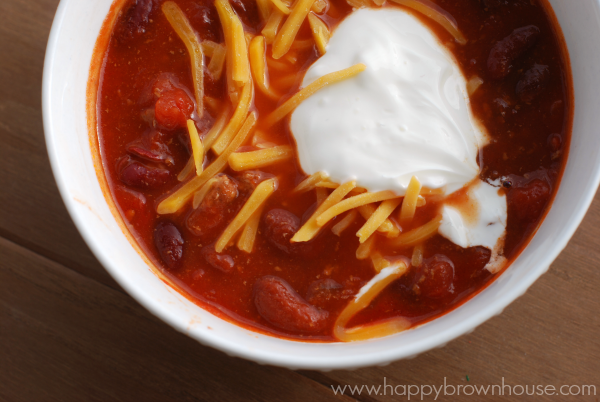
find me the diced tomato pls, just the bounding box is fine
[155,88,195,130]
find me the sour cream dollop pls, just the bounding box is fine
[291,7,488,195]
[289,7,507,272]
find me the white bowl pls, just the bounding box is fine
[42,0,600,370]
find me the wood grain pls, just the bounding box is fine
[302,193,600,401]
[0,0,598,400]
[0,236,355,402]
[0,0,119,290]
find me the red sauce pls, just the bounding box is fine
[95,0,572,341]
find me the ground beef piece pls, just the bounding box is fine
[237,170,272,195]
[187,175,239,239]
[413,255,455,299]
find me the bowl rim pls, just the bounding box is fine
[42,0,598,370]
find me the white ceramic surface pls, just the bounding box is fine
[42,0,600,370]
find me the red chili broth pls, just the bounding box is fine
[95,0,572,340]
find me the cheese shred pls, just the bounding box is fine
[371,251,391,272]
[307,13,330,55]
[316,187,329,205]
[356,233,376,260]
[316,190,399,227]
[262,9,286,44]
[249,36,281,100]
[334,263,411,342]
[177,156,195,182]
[256,0,272,21]
[389,0,467,45]
[331,210,358,236]
[357,204,400,237]
[192,177,218,209]
[357,198,402,243]
[388,215,443,248]
[292,181,357,242]
[399,176,422,225]
[411,243,424,267]
[207,42,227,80]
[212,83,253,155]
[186,120,204,176]
[237,203,266,253]
[202,104,231,150]
[216,178,278,252]
[228,145,294,171]
[264,63,366,127]
[270,0,292,14]
[292,171,329,193]
[162,2,205,117]
[272,0,317,59]
[157,112,257,214]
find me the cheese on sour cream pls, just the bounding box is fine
[289,7,508,271]
[291,7,488,195]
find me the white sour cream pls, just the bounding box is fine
[289,7,508,271]
[438,181,508,273]
[290,7,488,195]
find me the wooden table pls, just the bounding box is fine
[1,0,598,400]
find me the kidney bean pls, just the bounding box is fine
[118,157,171,190]
[487,25,540,80]
[413,255,455,299]
[126,129,174,165]
[306,279,344,308]
[127,145,165,163]
[508,178,551,221]
[187,175,239,238]
[263,209,299,253]
[516,64,550,102]
[201,245,235,273]
[262,209,325,259]
[155,88,195,130]
[237,170,273,195]
[253,276,329,333]
[114,0,154,42]
[154,221,184,270]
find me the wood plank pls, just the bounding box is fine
[1,0,599,398]
[299,192,600,401]
[0,236,356,402]
[0,0,118,289]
